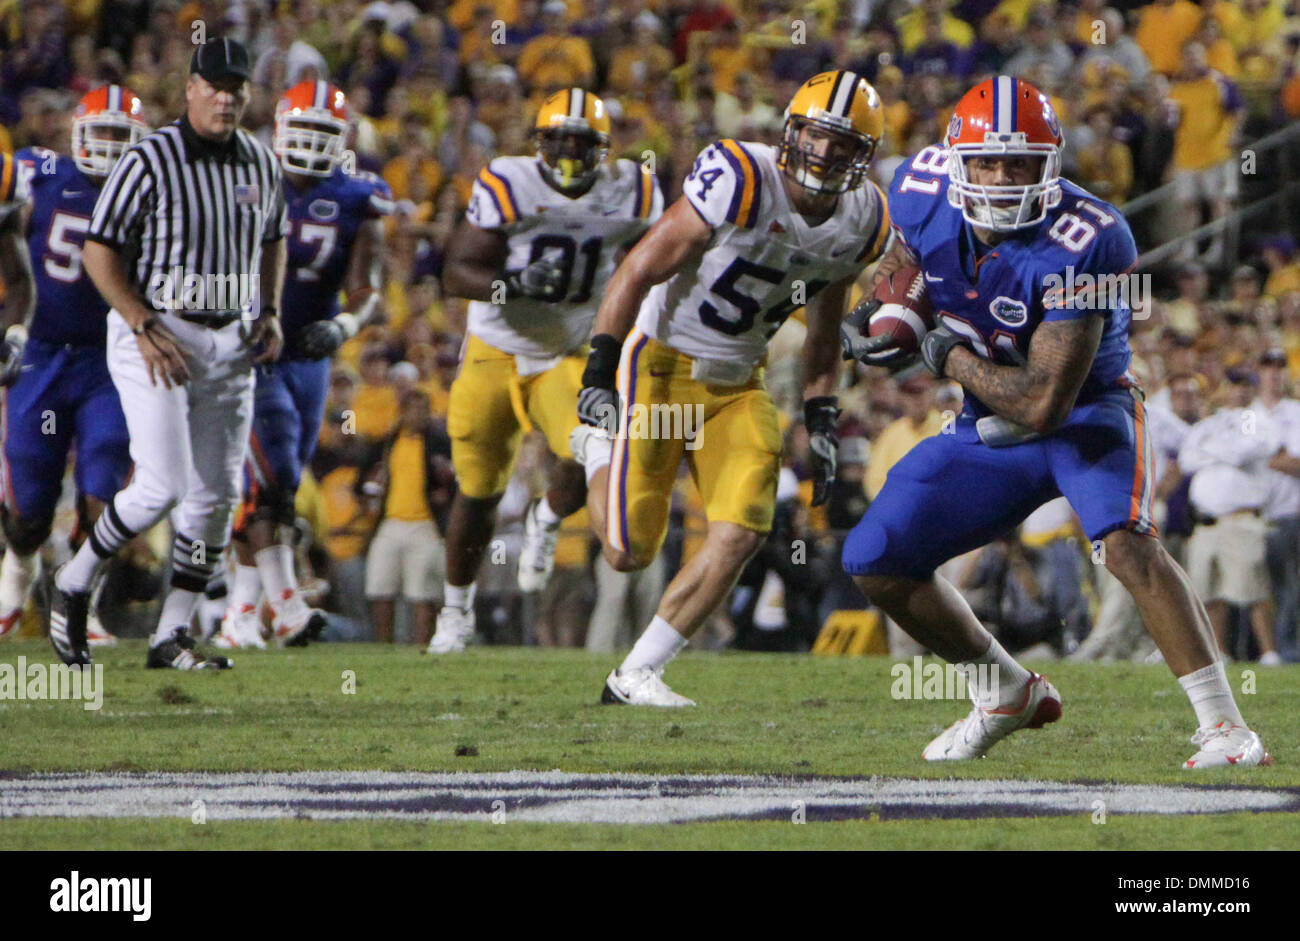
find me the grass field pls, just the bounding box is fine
[1,638,1296,850]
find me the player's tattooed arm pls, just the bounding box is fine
[591,197,711,342]
[869,231,919,289]
[341,218,385,332]
[441,221,510,301]
[943,315,1104,434]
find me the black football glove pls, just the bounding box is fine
[919,324,971,378]
[0,336,25,386]
[577,333,622,435]
[294,319,347,360]
[804,395,840,507]
[504,256,567,301]
[839,297,920,372]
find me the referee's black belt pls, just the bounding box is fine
[1193,508,1263,527]
[178,311,242,329]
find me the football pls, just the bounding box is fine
[867,265,934,355]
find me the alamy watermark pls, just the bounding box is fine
[592,402,704,450]
[1042,266,1152,318]
[890,656,1000,701]
[0,657,103,711]
[146,267,258,313]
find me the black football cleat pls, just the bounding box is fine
[49,565,92,668]
[146,627,233,670]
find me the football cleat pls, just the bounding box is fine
[922,673,1061,761]
[601,667,696,707]
[0,607,21,641]
[517,500,560,593]
[271,592,327,648]
[1183,722,1273,769]
[146,627,232,670]
[214,604,267,650]
[49,566,92,668]
[86,611,117,647]
[428,605,474,655]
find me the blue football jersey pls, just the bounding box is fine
[281,168,393,339]
[888,145,1138,419]
[15,149,110,347]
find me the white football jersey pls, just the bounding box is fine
[635,140,890,367]
[465,155,664,358]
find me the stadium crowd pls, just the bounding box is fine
[2,0,1300,662]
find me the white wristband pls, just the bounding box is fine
[334,311,360,339]
[4,324,27,346]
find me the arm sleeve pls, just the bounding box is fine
[86,148,153,250]
[682,140,763,230]
[365,175,395,218]
[1041,211,1139,323]
[466,160,520,230]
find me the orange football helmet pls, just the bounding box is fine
[945,76,1063,231]
[275,80,350,177]
[72,85,149,177]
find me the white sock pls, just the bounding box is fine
[620,615,687,673]
[445,582,475,611]
[965,635,1033,709]
[254,545,296,609]
[229,564,262,612]
[1178,661,1246,729]
[57,541,102,594]
[151,587,201,645]
[0,548,39,614]
[535,496,561,528]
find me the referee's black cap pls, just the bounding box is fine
[190,38,251,83]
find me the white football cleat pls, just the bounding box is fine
[1184,722,1273,769]
[271,592,326,648]
[428,605,474,654]
[517,500,560,593]
[601,667,696,707]
[923,673,1062,761]
[0,606,21,641]
[568,423,613,471]
[86,610,118,647]
[214,604,267,649]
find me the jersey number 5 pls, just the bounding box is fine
[44,211,91,283]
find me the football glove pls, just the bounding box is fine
[804,395,840,507]
[294,319,346,360]
[0,327,26,387]
[504,257,567,301]
[577,334,622,435]
[920,324,971,378]
[839,298,919,372]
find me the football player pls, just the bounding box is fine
[570,71,890,705]
[841,76,1269,768]
[0,86,147,650]
[215,80,391,649]
[431,88,663,654]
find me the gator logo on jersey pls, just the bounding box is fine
[308,199,339,221]
[989,296,1028,327]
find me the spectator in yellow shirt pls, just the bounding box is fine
[608,11,674,98]
[898,0,974,54]
[866,378,950,500]
[1135,0,1204,76]
[1075,106,1134,203]
[517,0,594,94]
[1263,236,1300,300]
[353,347,401,441]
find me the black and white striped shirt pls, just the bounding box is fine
[87,113,287,316]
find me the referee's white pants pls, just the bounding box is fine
[104,310,254,553]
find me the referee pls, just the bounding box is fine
[50,37,287,670]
